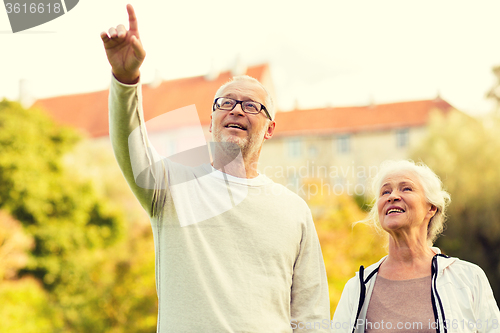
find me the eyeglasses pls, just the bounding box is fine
[213,97,272,120]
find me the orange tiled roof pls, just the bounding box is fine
[33,64,268,138]
[273,98,453,137]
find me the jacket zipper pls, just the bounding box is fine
[431,254,450,333]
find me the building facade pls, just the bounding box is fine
[33,65,454,199]
[260,99,453,198]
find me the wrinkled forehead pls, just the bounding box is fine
[380,170,421,188]
[217,81,267,104]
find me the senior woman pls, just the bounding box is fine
[332,160,500,333]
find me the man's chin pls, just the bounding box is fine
[220,135,247,149]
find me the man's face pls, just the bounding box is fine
[209,80,275,156]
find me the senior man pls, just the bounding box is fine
[101,5,330,332]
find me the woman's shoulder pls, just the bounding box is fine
[440,255,490,285]
[443,256,484,273]
[433,248,484,275]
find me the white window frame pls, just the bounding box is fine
[336,134,351,154]
[396,128,409,148]
[287,138,302,158]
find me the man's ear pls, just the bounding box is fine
[209,114,213,133]
[264,121,276,140]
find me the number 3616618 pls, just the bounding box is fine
[5,3,62,14]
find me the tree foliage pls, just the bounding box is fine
[0,99,157,332]
[0,277,63,332]
[307,186,387,316]
[0,210,33,280]
[412,110,500,302]
[0,210,62,332]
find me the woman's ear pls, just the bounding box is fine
[428,204,438,218]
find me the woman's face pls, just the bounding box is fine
[377,170,436,236]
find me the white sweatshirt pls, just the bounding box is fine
[108,76,331,332]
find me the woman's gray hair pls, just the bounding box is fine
[214,75,275,121]
[364,160,451,246]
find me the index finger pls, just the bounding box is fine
[127,4,139,32]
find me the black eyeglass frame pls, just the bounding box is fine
[212,97,272,121]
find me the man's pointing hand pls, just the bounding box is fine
[100,4,145,84]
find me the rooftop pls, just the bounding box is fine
[33,64,269,137]
[273,98,453,136]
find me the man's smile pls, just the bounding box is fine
[225,123,247,131]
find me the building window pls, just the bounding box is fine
[308,145,318,158]
[396,129,409,148]
[287,138,301,158]
[336,135,351,154]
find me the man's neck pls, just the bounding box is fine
[211,148,260,179]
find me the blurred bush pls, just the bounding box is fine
[306,185,387,317]
[413,110,500,304]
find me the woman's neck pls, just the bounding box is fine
[379,237,435,280]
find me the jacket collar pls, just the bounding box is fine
[361,247,457,277]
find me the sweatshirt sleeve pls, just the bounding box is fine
[108,74,164,216]
[290,210,332,332]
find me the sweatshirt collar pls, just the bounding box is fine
[202,164,272,186]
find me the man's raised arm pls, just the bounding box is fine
[101,5,161,215]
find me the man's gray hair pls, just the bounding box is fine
[364,160,451,246]
[214,75,275,121]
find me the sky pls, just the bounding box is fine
[2,0,500,115]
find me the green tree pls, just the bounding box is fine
[413,110,500,302]
[307,186,387,316]
[62,139,158,333]
[0,277,64,332]
[0,99,127,331]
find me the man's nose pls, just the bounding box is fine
[230,103,245,116]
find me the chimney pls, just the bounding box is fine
[231,54,247,77]
[434,90,442,101]
[205,58,220,81]
[19,79,35,108]
[368,94,375,108]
